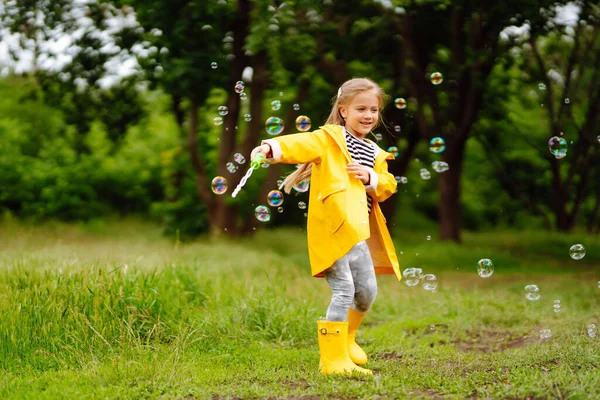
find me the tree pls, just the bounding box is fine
[0,1,146,151]
[119,0,380,236]
[368,0,570,242]
[479,1,600,232]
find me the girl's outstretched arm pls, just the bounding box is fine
[261,129,328,165]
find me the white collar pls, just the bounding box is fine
[342,127,367,142]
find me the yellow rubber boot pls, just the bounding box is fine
[347,308,368,365]
[317,320,372,375]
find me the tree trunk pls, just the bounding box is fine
[378,129,420,229]
[209,0,252,237]
[587,184,600,233]
[549,156,571,232]
[207,50,270,236]
[438,136,466,242]
[242,76,312,233]
[187,101,213,211]
[378,27,417,232]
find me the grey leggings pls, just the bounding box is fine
[323,241,378,321]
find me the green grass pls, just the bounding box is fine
[1,218,599,399]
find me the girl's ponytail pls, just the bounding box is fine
[280,163,312,194]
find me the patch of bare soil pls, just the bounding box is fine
[374,351,403,360]
[409,389,448,399]
[451,330,534,353]
[281,381,311,390]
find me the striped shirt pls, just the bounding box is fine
[344,129,375,214]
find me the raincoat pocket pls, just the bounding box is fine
[318,183,347,233]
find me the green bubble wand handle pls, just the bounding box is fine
[231,153,266,198]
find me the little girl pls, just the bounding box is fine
[251,77,401,375]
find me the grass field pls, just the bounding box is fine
[1,218,599,399]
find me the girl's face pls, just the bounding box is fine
[339,90,380,138]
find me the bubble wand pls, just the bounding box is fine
[231,153,266,198]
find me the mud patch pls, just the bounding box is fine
[374,351,403,360]
[409,389,447,399]
[452,330,534,353]
[282,380,311,390]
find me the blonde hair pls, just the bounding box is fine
[280,77,386,194]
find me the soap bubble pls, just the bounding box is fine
[564,98,570,104]
[218,106,229,116]
[265,117,284,135]
[538,82,546,91]
[524,284,541,301]
[298,201,307,210]
[296,115,311,131]
[548,136,567,159]
[553,300,561,313]
[254,205,271,222]
[539,329,552,339]
[432,161,449,173]
[226,162,237,173]
[387,146,399,157]
[234,153,246,164]
[293,103,300,111]
[429,137,446,153]
[394,97,407,109]
[277,206,284,213]
[211,176,227,195]
[402,267,423,287]
[399,176,407,184]
[240,92,247,101]
[477,258,494,278]
[420,168,431,180]
[244,113,252,122]
[214,117,223,125]
[394,125,401,132]
[421,274,438,291]
[588,324,597,338]
[375,133,383,141]
[426,236,431,241]
[234,81,245,93]
[430,72,443,85]
[267,190,284,207]
[292,180,309,193]
[569,244,585,260]
[211,62,218,69]
[271,100,281,111]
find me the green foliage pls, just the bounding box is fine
[0,77,180,222]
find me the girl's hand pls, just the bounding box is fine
[346,162,370,184]
[250,143,271,161]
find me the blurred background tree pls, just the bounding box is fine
[0,0,598,239]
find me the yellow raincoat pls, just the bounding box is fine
[263,124,401,281]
